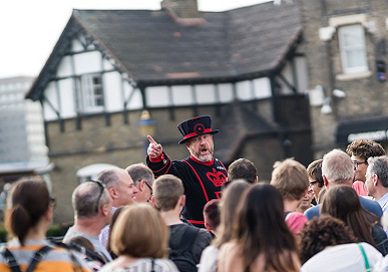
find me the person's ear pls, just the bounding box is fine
[323,175,329,188]
[373,174,379,186]
[150,196,158,209]
[108,187,117,199]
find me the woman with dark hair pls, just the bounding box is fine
[321,186,388,255]
[0,178,90,272]
[218,183,300,272]
[300,215,382,271]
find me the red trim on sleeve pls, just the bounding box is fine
[148,153,164,163]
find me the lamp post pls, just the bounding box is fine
[138,110,156,153]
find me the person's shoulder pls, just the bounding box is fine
[154,258,179,271]
[360,196,383,217]
[304,205,320,220]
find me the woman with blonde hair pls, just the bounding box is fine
[218,183,300,272]
[0,178,90,272]
[100,203,178,272]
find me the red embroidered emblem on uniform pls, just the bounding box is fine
[206,168,226,187]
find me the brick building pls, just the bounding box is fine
[301,0,388,156]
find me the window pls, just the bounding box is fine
[338,24,368,74]
[79,74,104,112]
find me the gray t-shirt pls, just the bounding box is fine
[63,226,112,262]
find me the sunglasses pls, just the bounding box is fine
[88,179,106,212]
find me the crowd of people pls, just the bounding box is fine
[1,115,388,272]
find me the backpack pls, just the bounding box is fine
[169,226,199,272]
[1,245,52,272]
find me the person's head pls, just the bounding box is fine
[152,174,185,212]
[5,178,55,245]
[297,187,314,213]
[72,181,112,224]
[233,183,299,271]
[177,115,218,162]
[126,163,154,203]
[69,236,95,252]
[98,168,138,207]
[321,186,375,245]
[110,204,168,258]
[322,149,354,188]
[299,215,356,264]
[307,159,324,202]
[365,156,388,199]
[203,199,220,234]
[270,158,309,202]
[227,158,258,184]
[346,139,385,182]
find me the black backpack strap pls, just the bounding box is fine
[150,258,155,272]
[26,245,53,272]
[1,248,22,272]
[1,245,52,272]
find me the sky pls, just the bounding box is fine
[0,0,271,78]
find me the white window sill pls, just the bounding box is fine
[336,71,372,81]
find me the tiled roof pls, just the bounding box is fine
[27,2,302,99]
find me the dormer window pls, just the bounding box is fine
[79,74,104,113]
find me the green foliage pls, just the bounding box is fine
[0,224,69,243]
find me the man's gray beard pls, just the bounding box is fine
[196,151,214,162]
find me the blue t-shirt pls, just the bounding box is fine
[304,196,383,220]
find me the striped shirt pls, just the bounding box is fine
[0,239,91,272]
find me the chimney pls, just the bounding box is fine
[161,0,200,18]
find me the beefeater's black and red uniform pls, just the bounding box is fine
[147,152,227,228]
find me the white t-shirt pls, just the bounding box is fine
[301,243,382,272]
[99,258,179,272]
[198,245,219,272]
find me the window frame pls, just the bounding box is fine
[79,73,105,113]
[338,24,368,74]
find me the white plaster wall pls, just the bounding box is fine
[56,56,73,78]
[280,62,294,94]
[253,78,271,99]
[172,85,192,105]
[74,51,103,74]
[236,81,252,101]
[127,88,143,110]
[296,57,308,94]
[146,86,170,107]
[72,38,84,52]
[58,79,76,118]
[195,84,216,104]
[104,71,124,112]
[217,83,234,103]
[103,59,114,71]
[43,82,59,121]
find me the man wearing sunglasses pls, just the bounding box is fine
[63,180,113,262]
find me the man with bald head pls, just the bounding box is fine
[97,167,138,247]
[98,167,138,207]
[304,149,383,220]
[63,181,113,262]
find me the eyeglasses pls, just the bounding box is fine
[88,180,106,212]
[139,179,153,194]
[352,160,368,167]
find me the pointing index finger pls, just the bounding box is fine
[147,135,157,144]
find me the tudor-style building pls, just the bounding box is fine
[27,0,313,223]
